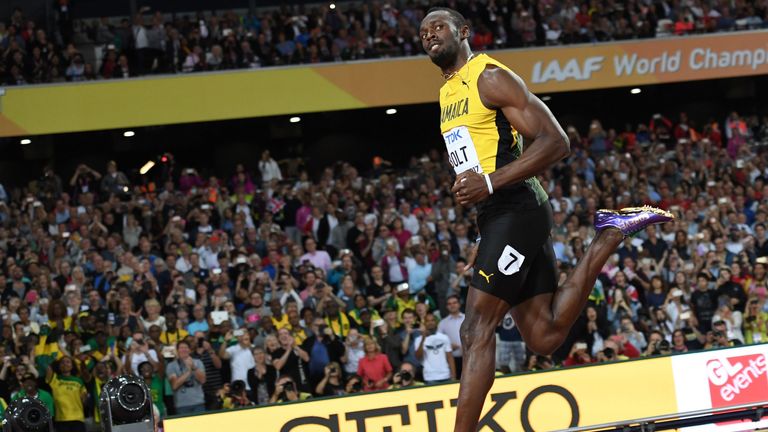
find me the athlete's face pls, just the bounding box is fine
[420,12,467,69]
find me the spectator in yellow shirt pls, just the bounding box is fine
[46,356,88,432]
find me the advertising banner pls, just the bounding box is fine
[164,344,768,431]
[164,356,677,432]
[1,30,766,137]
[672,344,768,432]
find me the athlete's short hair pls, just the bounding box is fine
[426,7,467,30]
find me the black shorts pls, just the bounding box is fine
[471,201,557,306]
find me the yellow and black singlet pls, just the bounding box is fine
[439,54,547,211]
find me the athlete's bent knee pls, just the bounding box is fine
[460,319,495,351]
[526,333,566,355]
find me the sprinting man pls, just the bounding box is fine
[420,7,673,431]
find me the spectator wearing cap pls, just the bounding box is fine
[166,340,206,414]
[12,373,55,417]
[437,295,465,378]
[385,282,417,321]
[415,312,455,384]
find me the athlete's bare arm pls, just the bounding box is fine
[452,66,570,206]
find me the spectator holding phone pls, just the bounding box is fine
[415,312,455,384]
[123,332,161,375]
[563,341,592,366]
[218,329,255,391]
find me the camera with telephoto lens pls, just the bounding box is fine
[400,370,412,382]
[2,397,52,432]
[99,375,154,432]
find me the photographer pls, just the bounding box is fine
[315,362,345,396]
[344,375,364,395]
[166,340,206,414]
[301,317,345,388]
[123,332,161,375]
[269,376,311,403]
[190,332,223,410]
[391,362,423,389]
[220,380,254,409]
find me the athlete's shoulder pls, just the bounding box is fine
[477,53,513,73]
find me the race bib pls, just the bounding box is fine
[443,126,482,175]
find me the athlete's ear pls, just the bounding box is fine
[459,24,470,40]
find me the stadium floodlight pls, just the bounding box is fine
[330,3,336,9]
[630,88,642,95]
[386,108,397,115]
[1,397,53,432]
[20,139,31,145]
[99,375,154,432]
[139,161,156,175]
[290,116,301,123]
[123,131,135,137]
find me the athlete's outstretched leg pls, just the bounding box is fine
[453,288,510,432]
[512,207,673,354]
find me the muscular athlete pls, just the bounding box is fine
[420,8,673,431]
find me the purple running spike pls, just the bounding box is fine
[594,206,674,237]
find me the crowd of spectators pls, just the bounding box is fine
[0,109,767,430]
[2,0,768,85]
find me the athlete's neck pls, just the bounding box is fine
[441,47,474,78]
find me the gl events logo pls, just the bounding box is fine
[706,354,768,406]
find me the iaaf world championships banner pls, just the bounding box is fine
[164,344,768,432]
[1,30,766,137]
